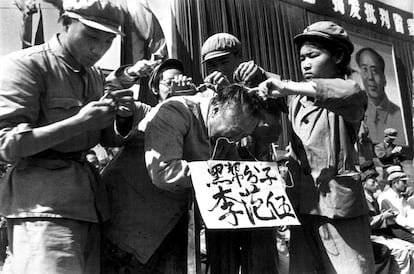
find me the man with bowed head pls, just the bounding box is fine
[144,84,263,191]
[257,21,375,272]
[201,33,285,160]
[101,58,201,273]
[0,0,136,273]
[200,32,284,273]
[142,84,264,272]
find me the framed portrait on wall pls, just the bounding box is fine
[349,33,407,146]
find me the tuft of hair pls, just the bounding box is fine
[211,84,265,119]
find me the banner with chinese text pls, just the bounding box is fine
[189,161,300,229]
[282,0,413,39]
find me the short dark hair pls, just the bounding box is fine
[355,47,385,74]
[211,84,265,120]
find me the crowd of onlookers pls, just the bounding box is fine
[360,160,414,273]
[356,126,414,273]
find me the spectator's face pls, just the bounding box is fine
[64,20,115,67]
[385,136,395,144]
[300,42,339,81]
[208,103,259,143]
[158,68,183,102]
[205,54,241,80]
[357,51,386,101]
[394,179,407,193]
[364,178,378,194]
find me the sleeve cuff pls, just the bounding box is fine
[15,123,33,135]
[113,104,137,139]
[311,80,326,104]
[114,65,139,83]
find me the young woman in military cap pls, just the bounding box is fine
[257,21,375,273]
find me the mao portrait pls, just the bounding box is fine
[350,35,406,145]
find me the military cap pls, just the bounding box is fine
[294,21,354,54]
[62,0,124,36]
[201,33,241,63]
[387,171,408,182]
[384,128,398,138]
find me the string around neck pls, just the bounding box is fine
[210,137,235,160]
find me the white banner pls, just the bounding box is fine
[189,161,300,229]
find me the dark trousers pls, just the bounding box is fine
[101,214,188,274]
[372,241,391,274]
[206,229,278,274]
[389,225,414,245]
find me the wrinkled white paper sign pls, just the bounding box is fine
[189,161,300,229]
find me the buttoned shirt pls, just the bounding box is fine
[378,188,414,233]
[0,35,128,222]
[286,78,368,217]
[365,96,405,144]
[357,121,375,163]
[364,190,388,232]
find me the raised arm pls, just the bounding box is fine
[257,78,366,123]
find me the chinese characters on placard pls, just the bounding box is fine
[189,161,300,229]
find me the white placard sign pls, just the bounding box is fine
[189,161,300,229]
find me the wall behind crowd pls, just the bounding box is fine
[173,0,413,154]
